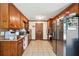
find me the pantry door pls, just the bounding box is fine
[35,23,43,40]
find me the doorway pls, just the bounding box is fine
[35,23,43,40]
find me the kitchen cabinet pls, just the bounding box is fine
[17,38,24,56]
[0,4,1,27]
[20,14,26,29]
[9,4,16,29]
[20,14,29,31]
[0,38,24,56]
[10,41,18,56]
[47,18,52,40]
[0,3,28,29]
[0,4,9,29]
[21,20,25,29]
[9,4,21,29]
[26,21,29,30]
[0,41,11,56]
[23,35,28,50]
[15,7,21,29]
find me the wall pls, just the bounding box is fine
[29,22,35,40]
[29,21,48,40]
[43,22,48,39]
[0,29,8,40]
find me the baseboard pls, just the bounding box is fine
[43,39,47,40]
[31,39,49,41]
[31,39,36,41]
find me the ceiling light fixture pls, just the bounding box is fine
[35,15,45,20]
[36,22,42,23]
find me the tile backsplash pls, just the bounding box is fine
[0,29,6,35]
[0,31,5,36]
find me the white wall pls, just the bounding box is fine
[43,22,48,39]
[29,21,48,40]
[29,22,35,40]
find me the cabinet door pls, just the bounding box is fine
[9,4,16,28]
[15,9,21,29]
[17,39,23,56]
[10,41,18,56]
[0,4,9,28]
[20,14,23,28]
[24,17,28,30]
[18,43,23,56]
[0,41,11,56]
[9,4,21,29]
[9,4,17,29]
[26,21,29,30]
[0,4,1,28]
[0,42,2,55]
[21,15,26,28]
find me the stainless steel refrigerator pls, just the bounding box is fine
[65,13,79,56]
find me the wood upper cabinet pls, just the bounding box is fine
[9,4,16,29]
[0,3,28,29]
[0,4,9,29]
[9,4,21,29]
[20,14,28,29]
[15,9,21,29]
[47,19,52,34]
[0,4,1,28]
[20,14,25,28]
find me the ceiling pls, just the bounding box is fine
[14,3,71,20]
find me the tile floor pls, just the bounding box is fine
[22,40,56,56]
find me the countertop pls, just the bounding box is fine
[0,35,26,41]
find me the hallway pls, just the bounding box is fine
[22,40,56,56]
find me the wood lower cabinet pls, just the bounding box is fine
[17,39,24,56]
[0,41,11,56]
[10,41,18,56]
[0,38,24,56]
